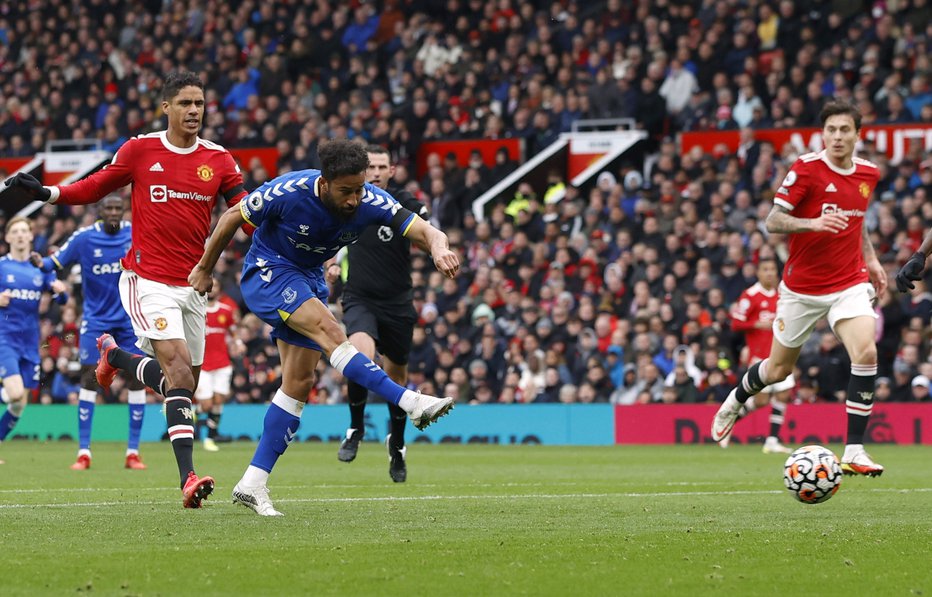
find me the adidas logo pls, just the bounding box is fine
[149,162,164,172]
[825,183,837,192]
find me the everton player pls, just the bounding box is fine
[0,217,68,463]
[723,258,793,454]
[190,139,457,516]
[4,72,248,506]
[712,101,885,477]
[334,145,429,483]
[32,196,149,470]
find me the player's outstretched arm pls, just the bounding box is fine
[402,217,459,279]
[189,204,247,293]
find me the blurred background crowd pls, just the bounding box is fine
[0,0,931,407]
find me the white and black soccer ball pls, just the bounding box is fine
[783,445,842,504]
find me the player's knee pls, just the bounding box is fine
[7,399,25,417]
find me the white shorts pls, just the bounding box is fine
[773,281,877,349]
[195,365,233,400]
[119,270,207,366]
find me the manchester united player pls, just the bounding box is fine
[4,72,247,506]
[722,258,793,454]
[31,196,149,470]
[195,280,238,452]
[712,101,885,477]
[190,139,457,516]
[334,145,429,483]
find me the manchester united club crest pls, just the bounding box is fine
[218,314,227,325]
[859,182,870,198]
[196,165,214,182]
[155,317,168,331]
[776,318,786,332]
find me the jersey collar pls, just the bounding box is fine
[158,130,199,155]
[819,150,856,176]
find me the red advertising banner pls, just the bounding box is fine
[680,123,932,165]
[229,147,279,178]
[615,403,932,445]
[416,139,522,179]
[0,157,33,175]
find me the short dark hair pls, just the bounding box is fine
[162,71,204,102]
[319,139,369,180]
[366,144,390,156]
[819,100,862,130]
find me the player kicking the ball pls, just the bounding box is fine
[711,101,885,476]
[190,139,457,516]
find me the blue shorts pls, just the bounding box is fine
[79,319,142,366]
[0,341,39,389]
[241,255,328,351]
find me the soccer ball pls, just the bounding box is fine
[783,445,842,504]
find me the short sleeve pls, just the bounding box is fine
[50,229,83,269]
[773,160,811,211]
[220,151,246,207]
[239,186,279,228]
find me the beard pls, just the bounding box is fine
[321,191,358,222]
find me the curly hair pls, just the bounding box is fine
[318,139,369,180]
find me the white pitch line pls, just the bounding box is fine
[0,480,763,495]
[0,487,929,510]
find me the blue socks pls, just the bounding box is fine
[329,342,405,405]
[250,390,303,474]
[127,390,145,453]
[0,409,19,441]
[78,389,96,450]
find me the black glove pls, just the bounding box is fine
[4,172,51,202]
[895,251,927,292]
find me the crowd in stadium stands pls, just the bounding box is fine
[1,0,931,406]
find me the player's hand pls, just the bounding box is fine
[4,172,51,202]
[50,279,67,295]
[0,290,10,307]
[810,213,848,234]
[895,251,926,292]
[866,258,886,300]
[29,251,43,269]
[188,264,213,294]
[433,248,460,279]
[325,263,341,285]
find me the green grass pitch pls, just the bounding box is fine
[0,441,929,596]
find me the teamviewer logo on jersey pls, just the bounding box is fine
[150,185,167,202]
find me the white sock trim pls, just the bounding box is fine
[7,400,24,417]
[272,388,304,417]
[851,364,877,376]
[329,341,358,373]
[79,388,97,404]
[241,464,270,487]
[127,390,147,405]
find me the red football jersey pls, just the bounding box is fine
[53,131,246,286]
[773,150,879,295]
[202,301,236,372]
[731,282,778,363]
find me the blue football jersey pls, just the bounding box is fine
[0,256,59,354]
[240,169,417,270]
[44,221,132,328]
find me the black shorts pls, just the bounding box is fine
[341,294,417,365]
